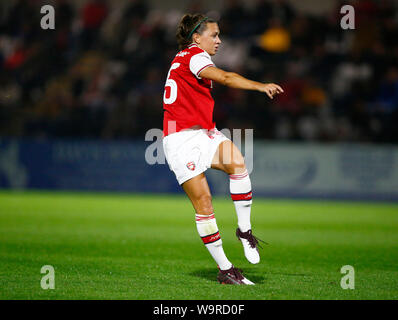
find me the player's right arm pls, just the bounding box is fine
[199,66,284,99]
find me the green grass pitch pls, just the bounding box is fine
[0,190,397,300]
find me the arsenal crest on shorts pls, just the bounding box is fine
[186,161,196,171]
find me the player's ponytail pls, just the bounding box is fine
[176,13,216,50]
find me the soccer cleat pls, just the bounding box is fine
[236,228,266,264]
[217,266,254,285]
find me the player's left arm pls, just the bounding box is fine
[199,66,284,99]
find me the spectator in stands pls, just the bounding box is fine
[0,0,397,143]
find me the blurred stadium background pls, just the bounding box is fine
[0,0,398,301]
[0,0,397,200]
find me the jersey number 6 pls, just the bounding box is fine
[163,63,180,105]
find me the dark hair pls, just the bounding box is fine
[176,13,217,50]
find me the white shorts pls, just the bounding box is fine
[163,128,230,185]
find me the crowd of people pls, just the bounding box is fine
[0,0,397,143]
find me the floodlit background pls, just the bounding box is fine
[1,0,398,142]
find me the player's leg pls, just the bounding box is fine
[211,141,253,233]
[211,140,263,264]
[182,173,254,285]
[182,173,233,271]
[211,140,252,234]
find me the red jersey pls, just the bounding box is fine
[163,44,215,136]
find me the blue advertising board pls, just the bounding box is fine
[1,139,397,201]
[0,139,179,193]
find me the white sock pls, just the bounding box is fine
[229,170,252,233]
[195,213,233,270]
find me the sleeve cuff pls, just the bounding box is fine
[196,64,214,78]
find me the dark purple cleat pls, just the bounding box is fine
[217,265,255,285]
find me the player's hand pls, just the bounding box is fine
[260,83,284,99]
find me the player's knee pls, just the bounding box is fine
[234,159,246,170]
[195,193,213,214]
[226,160,246,175]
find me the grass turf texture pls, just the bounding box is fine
[0,191,397,300]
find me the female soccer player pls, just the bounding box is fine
[162,13,283,285]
